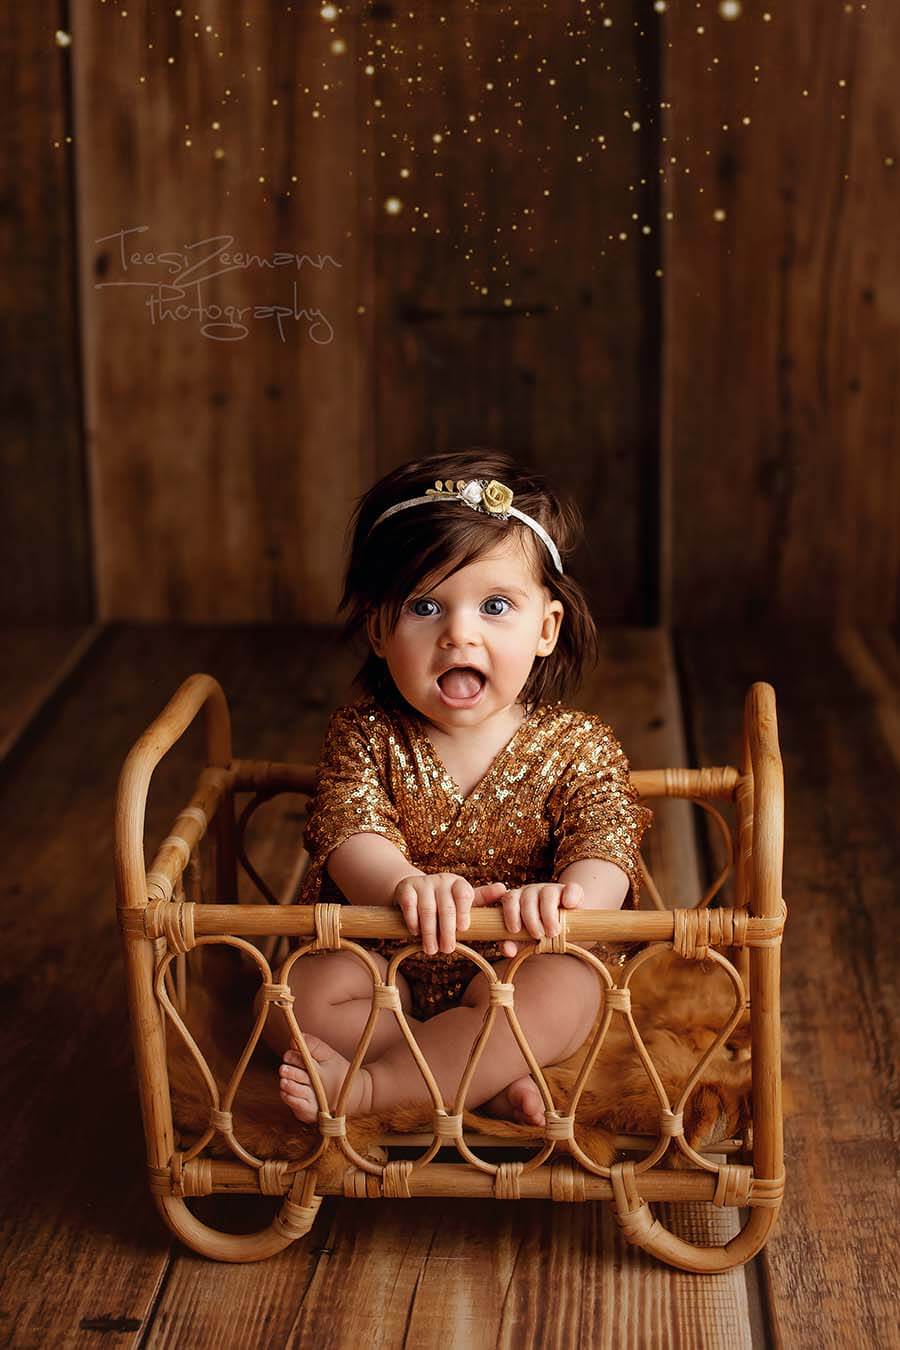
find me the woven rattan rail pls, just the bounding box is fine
[114,674,786,1273]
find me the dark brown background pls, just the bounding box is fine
[3,0,897,626]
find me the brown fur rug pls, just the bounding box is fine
[167,945,754,1191]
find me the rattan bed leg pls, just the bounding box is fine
[154,1195,311,1262]
[744,682,786,1238]
[121,935,176,1170]
[610,1156,781,1272]
[155,1167,323,1262]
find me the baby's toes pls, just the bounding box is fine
[507,1074,546,1127]
[279,1063,316,1122]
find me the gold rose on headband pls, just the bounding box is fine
[425,477,515,518]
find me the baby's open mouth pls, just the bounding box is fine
[436,667,486,700]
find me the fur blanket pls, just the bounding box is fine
[167,945,754,1190]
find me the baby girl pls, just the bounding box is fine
[263,449,652,1128]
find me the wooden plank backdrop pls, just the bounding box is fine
[662,0,900,624]
[366,2,661,621]
[0,9,93,622]
[5,2,898,625]
[67,0,658,623]
[71,2,368,622]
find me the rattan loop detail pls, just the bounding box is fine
[550,1160,587,1202]
[342,1167,382,1198]
[209,1107,233,1133]
[432,1111,463,1140]
[749,1173,786,1208]
[713,1163,752,1207]
[275,1194,322,1240]
[261,982,294,1007]
[752,898,788,947]
[170,1151,213,1197]
[159,833,192,867]
[317,1112,347,1137]
[181,1158,213,1197]
[610,1160,665,1246]
[176,804,208,830]
[493,1162,524,1200]
[313,902,342,951]
[544,1111,575,1140]
[258,1160,289,1195]
[489,982,515,1007]
[146,898,196,953]
[659,1109,684,1138]
[372,984,402,1010]
[145,870,174,902]
[673,908,710,960]
[603,985,631,1013]
[382,1160,413,1198]
[147,1164,171,1196]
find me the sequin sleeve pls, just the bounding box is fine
[302,703,410,871]
[549,718,653,909]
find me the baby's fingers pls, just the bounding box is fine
[395,878,420,934]
[539,887,562,937]
[561,882,584,908]
[499,890,523,946]
[471,881,507,906]
[453,876,476,932]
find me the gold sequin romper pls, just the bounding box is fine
[295,695,653,1019]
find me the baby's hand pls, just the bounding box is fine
[490,882,585,958]
[393,874,507,955]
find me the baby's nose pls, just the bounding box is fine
[439,608,482,645]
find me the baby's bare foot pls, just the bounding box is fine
[279,1034,373,1123]
[482,1074,546,1127]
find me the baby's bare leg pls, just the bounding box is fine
[277,955,601,1123]
[257,949,420,1063]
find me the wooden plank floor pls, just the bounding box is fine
[0,623,895,1347]
[0,623,104,764]
[679,625,900,1350]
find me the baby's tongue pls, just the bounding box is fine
[439,667,483,699]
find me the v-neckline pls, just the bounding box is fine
[405,704,535,806]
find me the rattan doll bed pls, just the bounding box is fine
[114,674,787,1274]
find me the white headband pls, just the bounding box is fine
[366,477,564,575]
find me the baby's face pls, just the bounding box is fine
[366,536,563,732]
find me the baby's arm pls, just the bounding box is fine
[556,858,630,910]
[326,831,424,906]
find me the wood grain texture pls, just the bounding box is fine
[680,624,900,1348]
[66,1,661,624]
[662,1,900,623]
[0,9,92,622]
[143,628,757,1348]
[0,624,356,1345]
[71,4,370,622]
[0,625,103,764]
[367,2,661,622]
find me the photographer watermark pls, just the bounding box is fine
[94,226,339,343]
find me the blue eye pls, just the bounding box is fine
[482,596,511,616]
[408,597,439,617]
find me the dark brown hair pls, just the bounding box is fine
[338,448,599,711]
